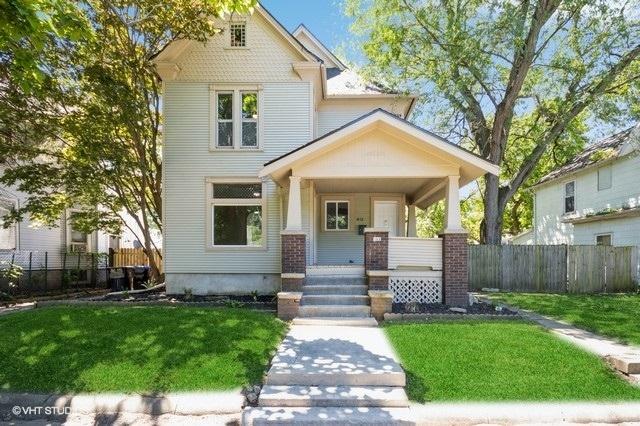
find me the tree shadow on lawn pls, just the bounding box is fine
[0,306,286,393]
[493,293,640,345]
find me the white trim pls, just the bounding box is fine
[281,273,305,279]
[0,196,18,251]
[323,199,350,232]
[292,25,346,70]
[563,180,576,215]
[205,178,267,250]
[210,85,263,151]
[595,233,613,246]
[366,270,390,277]
[259,110,499,178]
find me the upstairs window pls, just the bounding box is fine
[564,181,575,214]
[230,22,246,47]
[597,166,612,191]
[212,87,261,150]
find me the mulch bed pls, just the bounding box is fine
[93,291,277,310]
[392,301,518,316]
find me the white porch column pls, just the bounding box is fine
[443,175,464,233]
[407,204,417,237]
[285,176,303,231]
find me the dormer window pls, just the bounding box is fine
[230,22,246,47]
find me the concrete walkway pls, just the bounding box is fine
[244,324,411,424]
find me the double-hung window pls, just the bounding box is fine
[0,199,17,250]
[597,166,612,191]
[212,86,261,150]
[325,201,349,231]
[564,181,575,214]
[208,181,264,247]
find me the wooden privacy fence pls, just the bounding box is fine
[111,248,163,272]
[469,245,638,293]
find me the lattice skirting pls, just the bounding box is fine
[389,272,442,303]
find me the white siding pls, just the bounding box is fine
[315,193,369,265]
[573,217,640,246]
[163,81,312,274]
[316,98,409,137]
[534,153,640,246]
[388,237,442,270]
[174,13,304,83]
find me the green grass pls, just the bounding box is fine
[385,320,640,402]
[0,306,286,393]
[487,293,640,346]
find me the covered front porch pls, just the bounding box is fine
[259,109,498,315]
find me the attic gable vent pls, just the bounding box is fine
[230,22,246,47]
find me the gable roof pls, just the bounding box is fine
[261,108,498,175]
[536,125,639,186]
[292,24,346,70]
[152,3,317,65]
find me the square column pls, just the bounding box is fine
[440,175,468,306]
[407,204,417,237]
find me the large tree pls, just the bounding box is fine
[347,0,640,243]
[0,0,255,277]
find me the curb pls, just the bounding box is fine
[0,390,244,420]
[409,401,640,424]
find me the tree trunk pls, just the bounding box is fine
[481,173,503,244]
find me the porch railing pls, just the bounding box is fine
[388,237,442,270]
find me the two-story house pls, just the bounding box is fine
[530,126,640,246]
[154,4,498,316]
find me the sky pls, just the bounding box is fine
[259,0,358,60]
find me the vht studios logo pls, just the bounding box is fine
[11,405,71,417]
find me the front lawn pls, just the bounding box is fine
[385,321,640,402]
[0,306,286,393]
[487,293,640,346]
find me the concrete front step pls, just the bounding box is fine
[304,277,366,286]
[258,385,409,407]
[301,295,369,306]
[243,406,413,425]
[301,285,368,295]
[291,317,378,327]
[297,305,371,318]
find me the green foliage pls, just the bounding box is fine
[385,321,640,401]
[0,0,256,275]
[0,261,23,289]
[0,306,286,392]
[487,293,640,346]
[347,0,640,241]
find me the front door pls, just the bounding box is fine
[373,201,398,236]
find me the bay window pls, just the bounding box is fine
[208,181,265,247]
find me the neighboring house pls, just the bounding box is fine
[154,3,498,310]
[507,229,534,245]
[531,126,640,246]
[0,166,118,273]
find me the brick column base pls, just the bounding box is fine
[367,272,389,290]
[281,231,306,292]
[369,290,393,321]
[364,228,389,291]
[440,232,469,307]
[277,292,302,320]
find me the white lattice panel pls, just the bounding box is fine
[389,272,442,303]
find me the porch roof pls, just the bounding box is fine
[259,109,499,208]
